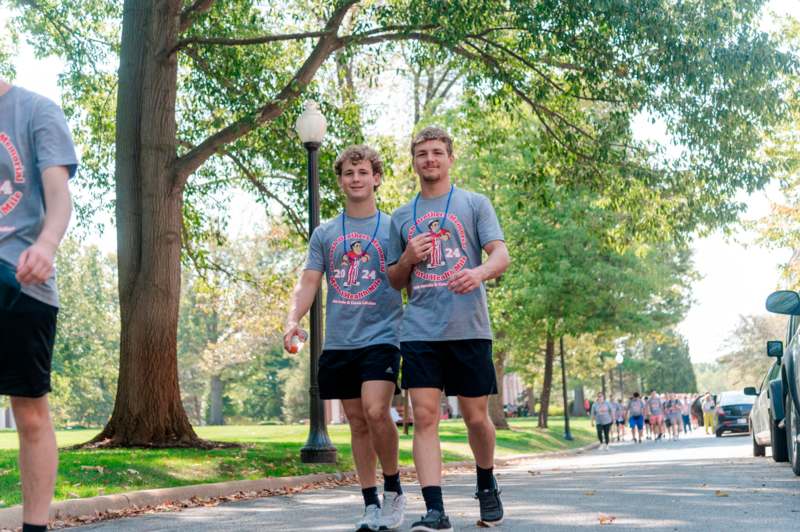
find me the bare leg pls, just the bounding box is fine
[361,381,399,475]
[409,388,443,487]
[11,395,57,526]
[342,399,377,488]
[458,395,495,468]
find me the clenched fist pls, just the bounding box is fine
[16,241,56,285]
[401,233,434,266]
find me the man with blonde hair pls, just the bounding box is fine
[388,126,510,531]
[285,145,406,531]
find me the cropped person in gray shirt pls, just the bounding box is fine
[284,145,405,532]
[0,80,76,532]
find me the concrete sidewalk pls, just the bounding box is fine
[71,432,800,531]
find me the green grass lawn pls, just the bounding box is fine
[0,417,593,508]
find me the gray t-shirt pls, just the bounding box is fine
[627,398,645,417]
[592,400,614,425]
[306,211,402,350]
[0,86,77,307]
[387,186,504,342]
[612,401,624,420]
[647,396,663,415]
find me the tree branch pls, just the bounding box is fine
[223,151,306,238]
[180,0,216,33]
[172,0,358,192]
[172,30,333,55]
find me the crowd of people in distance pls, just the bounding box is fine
[590,391,716,449]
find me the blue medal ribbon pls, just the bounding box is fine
[412,184,455,235]
[342,210,381,257]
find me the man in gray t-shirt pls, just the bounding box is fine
[0,81,76,531]
[386,126,510,529]
[284,145,406,531]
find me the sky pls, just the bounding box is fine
[1,1,798,364]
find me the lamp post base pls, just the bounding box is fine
[300,446,338,464]
[563,431,574,441]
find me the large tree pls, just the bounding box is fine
[7,0,794,445]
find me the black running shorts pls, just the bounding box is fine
[318,344,400,400]
[0,293,58,398]
[400,339,497,397]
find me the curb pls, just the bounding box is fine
[0,441,598,530]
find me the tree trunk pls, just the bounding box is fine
[208,374,225,426]
[525,386,535,416]
[89,0,201,447]
[572,385,587,416]
[538,333,555,428]
[489,350,510,430]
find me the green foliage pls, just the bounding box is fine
[716,313,786,388]
[49,238,119,427]
[694,361,735,394]
[280,352,310,423]
[640,332,698,393]
[7,0,795,247]
[177,229,298,425]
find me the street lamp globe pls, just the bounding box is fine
[615,352,624,365]
[295,100,327,145]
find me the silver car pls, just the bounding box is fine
[746,346,787,461]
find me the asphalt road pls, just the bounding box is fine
[76,430,800,531]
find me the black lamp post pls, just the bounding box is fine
[295,101,337,464]
[559,336,573,440]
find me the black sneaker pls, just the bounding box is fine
[410,509,453,532]
[475,483,504,527]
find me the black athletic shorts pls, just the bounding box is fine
[0,293,58,398]
[401,339,497,397]
[318,344,400,400]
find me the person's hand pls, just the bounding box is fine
[401,233,433,266]
[16,241,56,285]
[283,323,301,354]
[447,268,484,294]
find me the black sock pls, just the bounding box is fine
[477,465,495,491]
[22,525,47,532]
[362,486,380,508]
[421,485,444,513]
[383,472,402,495]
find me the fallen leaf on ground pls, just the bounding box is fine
[584,491,596,496]
[599,514,616,525]
[80,465,105,474]
[714,490,729,497]
[528,470,541,475]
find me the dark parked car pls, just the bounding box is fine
[745,340,788,461]
[713,391,754,437]
[764,290,800,475]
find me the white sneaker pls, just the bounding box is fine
[379,492,407,530]
[603,443,608,451]
[356,504,382,531]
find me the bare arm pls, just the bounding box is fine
[283,269,324,352]
[16,166,72,284]
[447,239,510,294]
